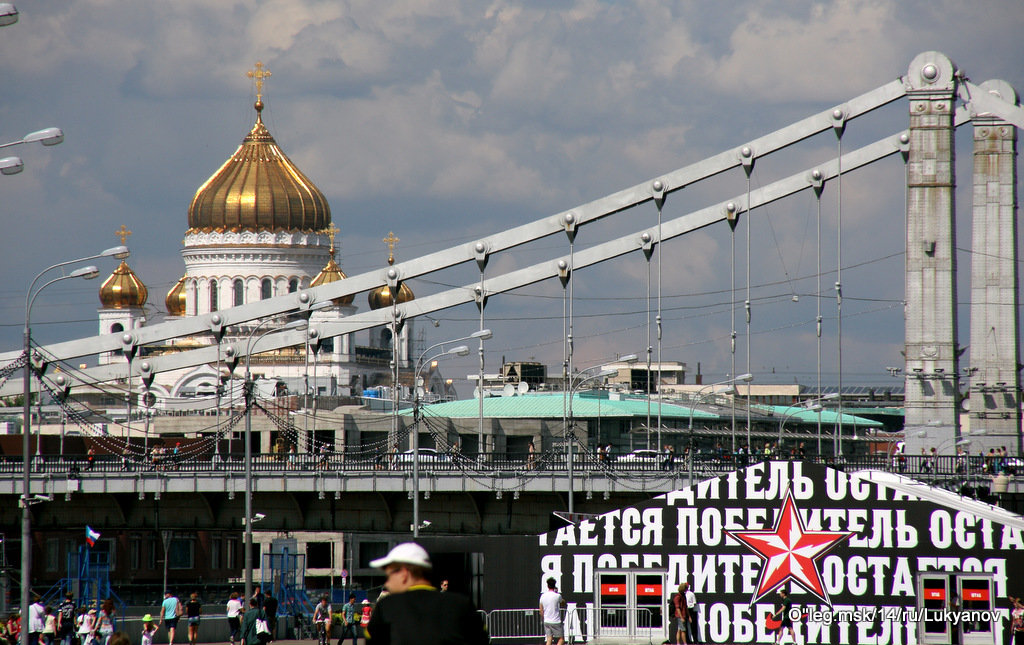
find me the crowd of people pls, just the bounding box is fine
[0,594,120,645]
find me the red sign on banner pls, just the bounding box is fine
[964,589,989,601]
[924,589,945,600]
[636,584,663,596]
[601,584,625,595]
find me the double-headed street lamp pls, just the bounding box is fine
[686,373,753,460]
[776,392,840,453]
[406,329,491,537]
[685,377,749,479]
[1,127,65,176]
[565,354,638,514]
[22,247,127,645]
[411,342,474,537]
[241,317,311,602]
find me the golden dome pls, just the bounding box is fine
[165,275,187,316]
[368,232,414,310]
[310,225,354,306]
[99,261,148,309]
[187,99,331,234]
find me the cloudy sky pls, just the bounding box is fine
[2,0,1023,389]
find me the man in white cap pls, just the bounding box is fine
[366,542,487,645]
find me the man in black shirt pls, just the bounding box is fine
[56,592,76,645]
[262,591,278,642]
[366,543,487,645]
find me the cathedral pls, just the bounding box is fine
[94,63,418,412]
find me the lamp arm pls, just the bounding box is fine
[416,331,490,372]
[25,250,116,311]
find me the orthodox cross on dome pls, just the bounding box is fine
[382,231,399,264]
[115,224,132,245]
[247,61,272,102]
[324,223,340,256]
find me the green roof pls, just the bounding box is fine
[767,405,884,428]
[409,393,720,420]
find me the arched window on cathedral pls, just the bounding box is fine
[288,278,299,293]
[209,279,218,312]
[261,278,272,300]
[233,279,244,307]
[111,323,124,356]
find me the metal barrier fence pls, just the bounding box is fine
[3,452,1017,477]
[484,606,658,644]
[485,608,545,640]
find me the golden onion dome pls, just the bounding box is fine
[99,261,148,309]
[368,233,414,310]
[165,275,187,316]
[187,98,331,233]
[310,226,354,306]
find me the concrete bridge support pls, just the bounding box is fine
[904,52,962,456]
[968,80,1021,456]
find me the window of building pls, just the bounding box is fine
[191,279,199,315]
[209,280,219,312]
[234,279,244,307]
[210,536,222,570]
[148,540,158,570]
[226,538,239,570]
[44,538,60,572]
[130,536,142,571]
[359,542,389,569]
[306,542,332,569]
[288,278,299,293]
[90,538,115,571]
[168,537,195,570]
[261,279,272,300]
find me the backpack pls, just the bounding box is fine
[667,593,677,618]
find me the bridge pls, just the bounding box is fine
[0,451,1018,534]
[1,50,1023,520]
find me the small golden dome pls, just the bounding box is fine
[368,233,414,310]
[165,275,187,316]
[311,227,355,306]
[99,261,148,309]
[187,98,331,234]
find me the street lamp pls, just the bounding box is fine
[0,3,17,26]
[685,383,738,480]
[412,343,471,537]
[566,354,638,515]
[689,373,753,458]
[242,317,308,603]
[22,250,119,645]
[777,393,839,453]
[410,328,490,458]
[1,127,65,177]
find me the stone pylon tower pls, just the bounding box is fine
[903,52,961,456]
[968,80,1021,455]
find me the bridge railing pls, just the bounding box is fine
[0,452,1015,480]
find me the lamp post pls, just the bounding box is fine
[776,393,839,454]
[242,317,307,603]
[776,404,820,454]
[407,328,490,455]
[409,327,489,481]
[566,355,637,515]
[685,380,745,480]
[412,343,472,537]
[22,248,125,645]
[693,373,753,457]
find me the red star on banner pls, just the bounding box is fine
[727,491,851,605]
